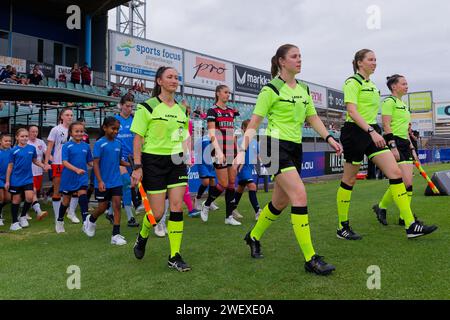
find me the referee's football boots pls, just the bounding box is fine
[406,221,437,239]
[304,255,336,276]
[372,204,388,226]
[244,231,263,259]
[133,234,148,260]
[337,221,362,240]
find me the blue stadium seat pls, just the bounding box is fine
[57,81,66,89]
[66,82,75,90]
[47,77,57,87]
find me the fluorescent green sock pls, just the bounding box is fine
[379,187,393,209]
[337,182,353,228]
[139,214,152,238]
[250,202,281,241]
[291,207,315,262]
[389,179,414,228]
[167,211,184,258]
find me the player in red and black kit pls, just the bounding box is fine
[200,85,241,226]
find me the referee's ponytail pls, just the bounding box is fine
[271,44,298,78]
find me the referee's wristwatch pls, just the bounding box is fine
[133,164,143,170]
[367,127,375,133]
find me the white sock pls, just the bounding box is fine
[52,200,61,221]
[32,202,42,214]
[68,197,79,215]
[124,205,134,220]
[161,199,170,225]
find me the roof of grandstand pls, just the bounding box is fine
[13,0,128,15]
[0,83,119,103]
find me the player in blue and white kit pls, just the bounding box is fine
[111,94,139,227]
[55,122,93,233]
[234,120,262,220]
[0,134,12,227]
[5,128,49,231]
[82,117,130,245]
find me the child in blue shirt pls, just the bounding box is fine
[0,134,12,227]
[55,122,93,233]
[5,128,48,231]
[82,117,130,246]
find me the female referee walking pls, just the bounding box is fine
[336,49,437,239]
[234,44,342,275]
[131,66,191,272]
[372,74,427,226]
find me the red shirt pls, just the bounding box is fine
[206,105,236,157]
[81,66,91,82]
[71,68,81,82]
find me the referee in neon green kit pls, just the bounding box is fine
[336,49,437,239]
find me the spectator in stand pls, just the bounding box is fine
[70,63,81,85]
[0,65,13,82]
[8,67,20,84]
[80,62,91,86]
[127,88,135,99]
[58,72,67,83]
[108,84,121,97]
[132,81,140,92]
[193,107,202,119]
[31,65,44,78]
[28,68,43,86]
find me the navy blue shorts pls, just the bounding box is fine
[61,186,88,196]
[9,183,34,194]
[95,186,123,202]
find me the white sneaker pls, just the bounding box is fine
[200,202,210,222]
[255,209,262,221]
[232,209,243,219]
[26,213,32,220]
[154,222,166,238]
[19,216,29,228]
[55,221,65,233]
[210,201,219,211]
[10,222,22,231]
[194,198,202,211]
[0,218,4,226]
[67,212,80,224]
[111,234,127,246]
[83,215,96,237]
[135,204,145,214]
[225,216,242,226]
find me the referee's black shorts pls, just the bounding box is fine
[340,122,389,165]
[259,137,303,177]
[394,136,414,164]
[141,153,188,194]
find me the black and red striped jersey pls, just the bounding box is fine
[206,105,236,157]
